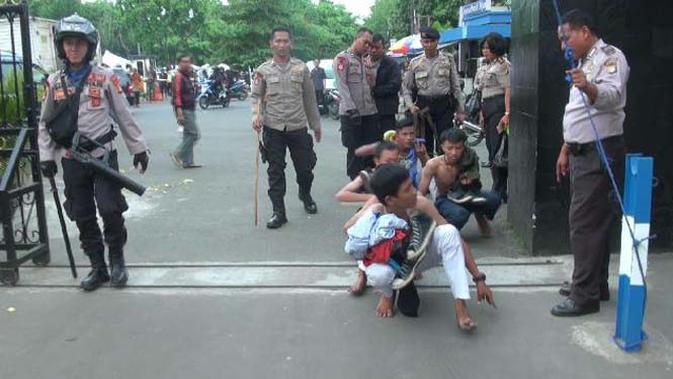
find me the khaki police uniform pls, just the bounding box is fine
[475,57,510,198]
[38,64,148,262]
[333,49,379,179]
[403,52,464,155]
[251,57,321,216]
[563,39,629,306]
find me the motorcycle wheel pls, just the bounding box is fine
[238,92,248,101]
[199,96,209,110]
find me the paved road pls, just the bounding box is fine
[3,99,673,379]
[40,99,520,266]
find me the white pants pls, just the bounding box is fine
[364,224,470,300]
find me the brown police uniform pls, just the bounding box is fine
[333,49,379,179]
[251,57,321,217]
[563,39,629,306]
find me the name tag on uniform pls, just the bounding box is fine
[415,71,428,80]
[89,86,102,107]
[89,86,102,98]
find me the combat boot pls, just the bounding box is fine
[81,250,110,291]
[299,192,318,214]
[109,250,128,288]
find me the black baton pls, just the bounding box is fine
[48,176,77,278]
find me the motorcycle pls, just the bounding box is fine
[229,79,249,101]
[455,91,484,147]
[197,79,230,109]
[325,88,340,120]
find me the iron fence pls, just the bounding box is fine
[1,1,50,286]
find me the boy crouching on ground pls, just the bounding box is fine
[344,163,495,330]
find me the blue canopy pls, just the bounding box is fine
[439,10,511,44]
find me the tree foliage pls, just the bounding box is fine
[28,0,359,70]
[366,0,466,40]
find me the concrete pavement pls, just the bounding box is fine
[2,100,672,378]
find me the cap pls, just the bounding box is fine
[419,27,439,40]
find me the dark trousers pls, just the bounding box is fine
[61,150,128,259]
[378,114,397,134]
[482,95,508,199]
[263,126,317,214]
[340,114,380,179]
[416,95,455,156]
[435,190,501,230]
[568,136,625,305]
[315,90,325,114]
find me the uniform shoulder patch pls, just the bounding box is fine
[254,71,264,86]
[110,74,124,94]
[604,57,618,74]
[337,56,347,72]
[601,45,616,55]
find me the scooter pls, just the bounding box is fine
[197,79,230,109]
[229,80,249,101]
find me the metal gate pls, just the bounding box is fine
[0,2,50,286]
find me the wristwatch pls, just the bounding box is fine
[473,273,486,283]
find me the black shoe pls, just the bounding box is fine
[183,164,202,169]
[109,254,128,288]
[559,282,610,301]
[550,298,599,317]
[266,213,288,229]
[299,194,318,214]
[80,268,110,291]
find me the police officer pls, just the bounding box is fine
[552,10,628,317]
[252,27,321,229]
[403,27,465,156]
[334,27,379,180]
[38,14,149,291]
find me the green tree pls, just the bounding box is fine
[367,0,465,39]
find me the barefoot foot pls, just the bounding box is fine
[376,295,394,318]
[455,299,476,331]
[348,270,367,296]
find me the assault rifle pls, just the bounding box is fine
[70,133,146,196]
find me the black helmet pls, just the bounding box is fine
[54,14,98,61]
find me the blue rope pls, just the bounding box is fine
[551,0,651,306]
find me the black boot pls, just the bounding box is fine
[299,193,318,214]
[267,212,288,229]
[109,250,128,288]
[80,251,110,291]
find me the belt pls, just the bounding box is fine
[567,135,623,156]
[417,94,452,102]
[78,129,117,152]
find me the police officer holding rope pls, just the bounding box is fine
[551,10,628,317]
[403,27,465,156]
[38,14,149,291]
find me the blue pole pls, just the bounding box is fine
[614,154,653,352]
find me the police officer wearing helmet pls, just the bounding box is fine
[403,27,465,156]
[38,14,149,291]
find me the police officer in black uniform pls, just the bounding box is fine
[38,15,149,291]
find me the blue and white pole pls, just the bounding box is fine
[614,154,654,352]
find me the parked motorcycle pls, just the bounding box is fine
[197,79,230,109]
[229,80,249,101]
[325,88,340,120]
